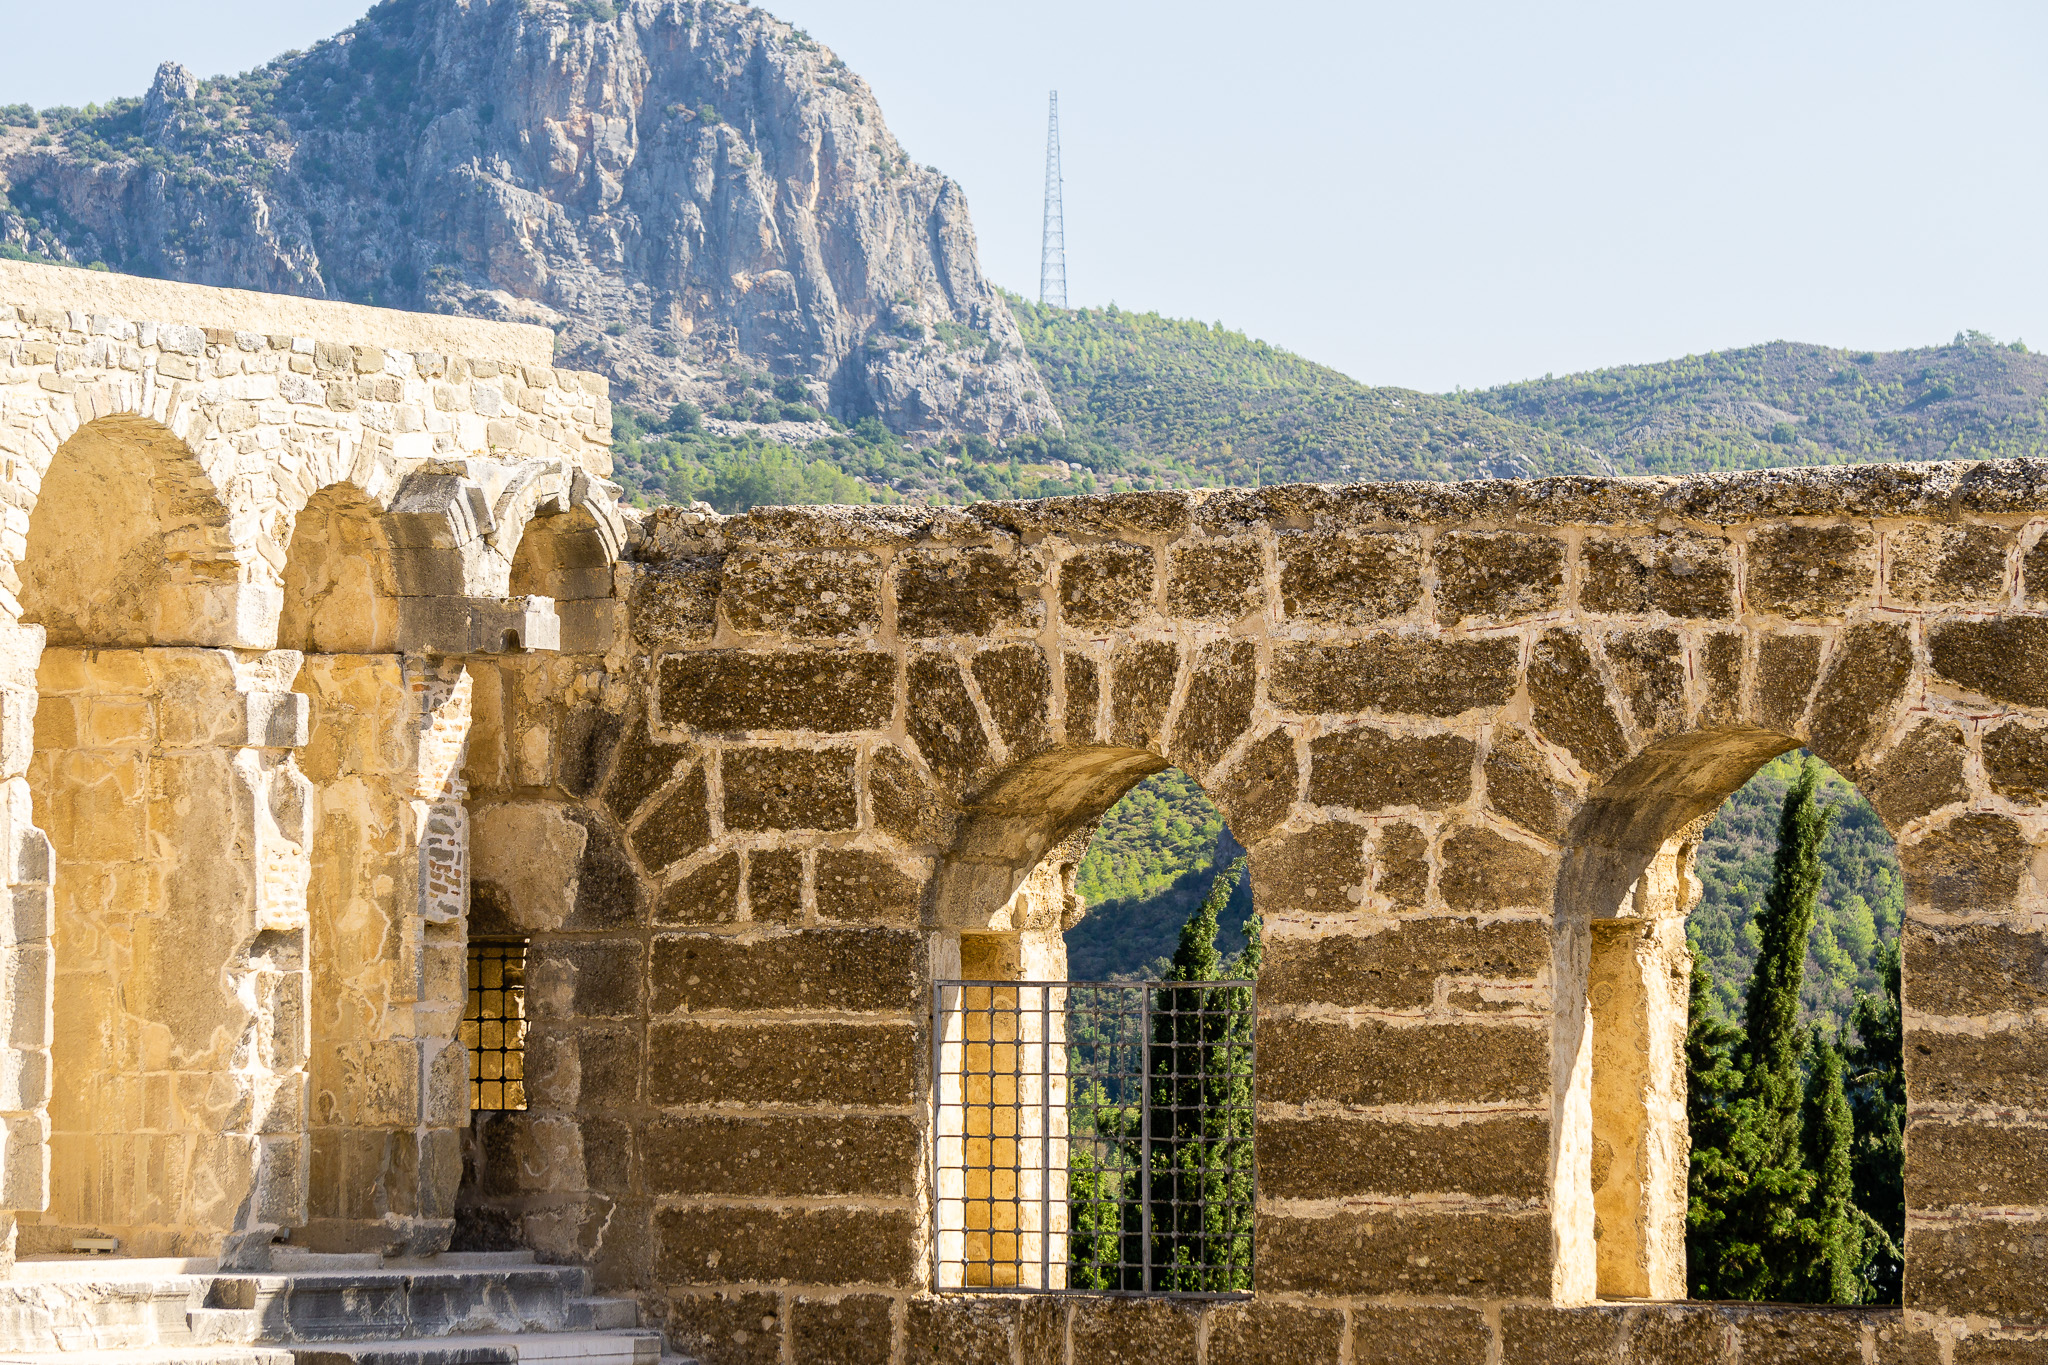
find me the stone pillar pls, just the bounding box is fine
[1587,833,1695,1301]
[295,654,473,1256]
[0,623,52,1271]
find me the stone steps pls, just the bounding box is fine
[0,1337,662,1364]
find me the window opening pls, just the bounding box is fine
[464,939,529,1112]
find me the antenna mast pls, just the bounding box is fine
[1039,91,1067,308]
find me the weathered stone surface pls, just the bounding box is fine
[1499,1306,1626,1365]
[1262,919,1548,1009]
[1278,529,1422,623]
[1888,523,2012,604]
[1748,524,1876,619]
[790,1295,894,1365]
[1860,720,1968,828]
[907,655,991,784]
[1247,821,1367,918]
[1698,630,1745,727]
[650,929,919,1013]
[722,747,859,831]
[1907,1118,2048,1209]
[1165,537,1264,621]
[1951,1334,2048,1365]
[1260,1017,1547,1106]
[895,546,1044,637]
[1375,821,1432,908]
[748,849,803,924]
[1107,640,1181,750]
[868,743,959,847]
[1271,636,1520,717]
[1907,1024,2048,1109]
[1806,621,1916,766]
[628,764,710,879]
[904,1298,1017,1365]
[666,1291,784,1365]
[603,708,696,823]
[642,1115,917,1197]
[1308,725,1475,813]
[1900,813,2030,915]
[972,644,1053,754]
[1581,530,1736,618]
[815,850,923,925]
[563,807,646,929]
[654,851,741,925]
[530,940,644,1020]
[1984,721,2048,803]
[1210,727,1299,846]
[1064,652,1102,743]
[1754,632,1824,733]
[1352,1306,1490,1365]
[1437,825,1554,912]
[1067,1298,1198,1365]
[1734,1309,1865,1365]
[1602,628,1685,734]
[632,559,721,650]
[654,1206,917,1287]
[647,1021,915,1106]
[1168,641,1256,776]
[1060,544,1154,627]
[1261,1113,1548,1199]
[1929,617,2048,707]
[1626,1307,1731,1364]
[1909,1218,2048,1322]
[1258,1207,1550,1296]
[1529,629,1631,777]
[1206,1301,1344,1365]
[719,548,881,638]
[659,649,895,733]
[1485,729,1576,839]
[1436,531,1565,623]
[1905,922,2048,1017]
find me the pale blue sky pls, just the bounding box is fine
[0,0,2041,392]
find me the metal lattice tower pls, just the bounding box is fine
[1039,91,1067,309]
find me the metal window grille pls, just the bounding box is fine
[464,939,528,1112]
[932,979,1255,1297]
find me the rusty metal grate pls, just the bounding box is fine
[932,979,1255,1297]
[464,939,528,1112]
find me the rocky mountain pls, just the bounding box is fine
[0,0,1056,438]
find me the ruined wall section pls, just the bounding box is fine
[455,462,2048,1363]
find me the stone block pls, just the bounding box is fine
[971,644,1053,755]
[1929,617,2048,708]
[722,747,858,831]
[1259,1017,1547,1106]
[1733,1308,1866,1364]
[1247,820,1367,918]
[1625,1306,1730,1364]
[1374,821,1431,907]
[630,764,711,879]
[659,649,895,733]
[1905,921,2048,1017]
[666,1290,784,1365]
[654,1206,917,1287]
[1698,630,1745,727]
[1064,652,1101,743]
[1210,728,1298,846]
[1755,633,1823,732]
[1307,725,1475,813]
[1580,530,1736,618]
[1906,1117,2048,1209]
[1437,825,1554,912]
[1899,813,2029,916]
[604,710,695,823]
[643,1114,918,1198]
[1271,636,1519,718]
[1060,543,1154,627]
[1747,524,1876,619]
[1889,523,2012,604]
[719,548,881,638]
[631,558,721,649]
[1205,1301,1344,1365]
[1436,530,1565,623]
[1260,1112,1548,1199]
[748,849,803,924]
[1860,720,1968,828]
[1351,1305,1490,1365]
[1168,641,1255,776]
[1258,1206,1550,1296]
[1485,729,1576,840]
[529,940,644,1020]
[655,853,741,925]
[1908,1023,2048,1109]
[1278,529,1422,623]
[1952,1335,2048,1365]
[1603,628,1684,734]
[1165,537,1264,621]
[1261,918,1548,1009]
[1067,1297,1197,1365]
[1984,721,2048,804]
[648,1020,916,1106]
[815,850,923,925]
[904,1298,1017,1365]
[1807,621,1915,767]
[906,655,990,784]
[1107,640,1180,750]
[1529,629,1631,778]
[896,546,1045,637]
[650,929,919,1014]
[1499,1305,1626,1364]
[790,1294,894,1365]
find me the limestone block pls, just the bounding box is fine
[907,655,992,783]
[1278,529,1422,623]
[1257,1206,1550,1297]
[470,596,560,654]
[1271,635,1519,717]
[1351,1307,1491,1365]
[1058,544,1153,628]
[1259,1017,1548,1107]
[658,648,895,734]
[646,1019,918,1107]
[0,1112,48,1210]
[1164,537,1264,622]
[667,1291,785,1365]
[244,690,310,749]
[649,929,919,1014]
[1261,1113,1548,1200]
[655,1205,918,1288]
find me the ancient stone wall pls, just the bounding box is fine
[459,466,2048,1363]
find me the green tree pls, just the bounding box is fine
[1845,937,1905,1302]
[1797,1029,1866,1303]
[1684,953,1746,1294]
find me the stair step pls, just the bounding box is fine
[0,1349,291,1364]
[564,1299,638,1332]
[288,1332,660,1364]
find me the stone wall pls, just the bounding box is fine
[459,469,2048,1363]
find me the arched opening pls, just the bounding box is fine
[19,417,297,1260]
[1560,728,1905,1306]
[508,503,612,654]
[932,752,1258,1296]
[283,483,473,1256]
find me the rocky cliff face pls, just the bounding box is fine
[0,0,1056,437]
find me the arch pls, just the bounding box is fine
[278,482,405,654]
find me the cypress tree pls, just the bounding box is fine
[1684,952,1746,1294]
[1845,937,1905,1302]
[1798,1028,1865,1303]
